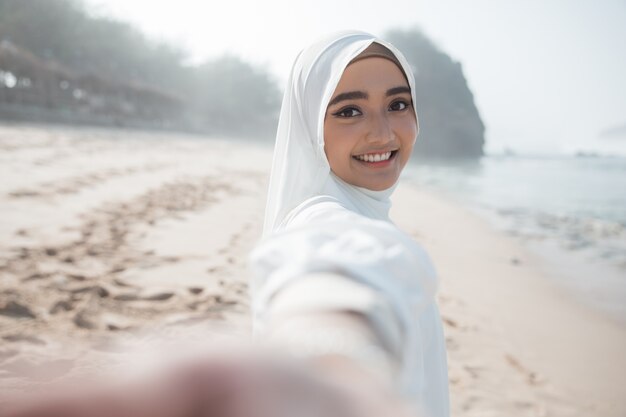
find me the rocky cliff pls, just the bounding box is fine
[386,28,485,158]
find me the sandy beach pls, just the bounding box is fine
[0,124,624,416]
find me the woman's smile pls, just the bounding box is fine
[351,149,399,167]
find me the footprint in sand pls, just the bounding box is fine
[445,336,459,351]
[49,299,75,314]
[2,334,46,346]
[68,285,110,298]
[442,315,459,328]
[66,273,88,282]
[504,353,546,385]
[112,293,140,301]
[73,310,98,330]
[142,292,175,302]
[112,278,136,288]
[22,272,51,282]
[0,300,37,319]
[462,364,485,380]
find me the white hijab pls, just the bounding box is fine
[263,30,420,236]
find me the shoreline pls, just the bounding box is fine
[1,124,624,416]
[393,182,626,416]
[406,175,626,328]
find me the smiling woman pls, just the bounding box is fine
[324,47,418,191]
[250,30,449,417]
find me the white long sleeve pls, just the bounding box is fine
[249,200,449,417]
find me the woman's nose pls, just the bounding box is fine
[365,111,394,144]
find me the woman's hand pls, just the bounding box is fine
[1,350,417,417]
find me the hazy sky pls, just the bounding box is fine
[86,0,626,156]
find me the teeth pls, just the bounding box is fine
[355,151,393,162]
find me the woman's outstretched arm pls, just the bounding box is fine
[2,275,417,417]
[263,271,404,388]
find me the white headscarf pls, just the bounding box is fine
[263,30,419,236]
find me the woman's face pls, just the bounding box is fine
[324,56,417,191]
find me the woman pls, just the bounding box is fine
[250,30,449,417]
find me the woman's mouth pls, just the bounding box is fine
[352,150,398,167]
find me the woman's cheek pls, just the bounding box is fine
[399,120,417,146]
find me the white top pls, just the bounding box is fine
[250,178,450,417]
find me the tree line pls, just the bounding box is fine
[0,0,484,156]
[0,0,281,137]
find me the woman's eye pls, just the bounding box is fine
[333,107,361,118]
[389,100,410,111]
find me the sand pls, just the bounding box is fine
[0,124,624,416]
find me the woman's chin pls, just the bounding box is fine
[364,182,396,191]
[351,176,399,191]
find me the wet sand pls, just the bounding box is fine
[0,124,624,416]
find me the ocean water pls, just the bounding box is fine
[403,155,626,323]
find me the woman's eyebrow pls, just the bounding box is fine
[328,91,367,107]
[327,85,411,107]
[386,86,411,96]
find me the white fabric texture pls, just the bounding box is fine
[249,30,449,417]
[264,273,404,386]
